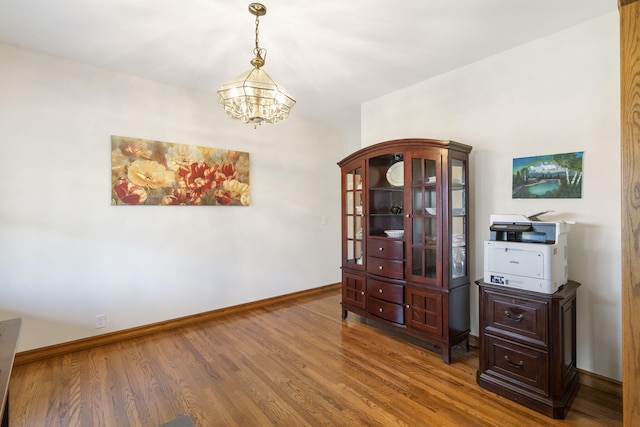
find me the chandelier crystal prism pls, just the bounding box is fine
[217,3,295,127]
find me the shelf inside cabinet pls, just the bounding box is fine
[370,186,404,191]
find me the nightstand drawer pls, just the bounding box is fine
[367,238,404,260]
[367,257,404,280]
[484,290,548,347]
[367,297,404,324]
[367,278,403,304]
[484,334,549,396]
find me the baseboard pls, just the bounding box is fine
[578,368,622,398]
[469,334,480,349]
[14,283,340,366]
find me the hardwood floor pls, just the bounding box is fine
[9,288,621,427]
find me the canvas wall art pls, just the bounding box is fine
[111,135,250,206]
[512,151,583,199]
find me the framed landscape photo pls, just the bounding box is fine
[512,151,583,199]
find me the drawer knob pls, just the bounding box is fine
[379,308,383,313]
[504,355,524,369]
[360,291,365,295]
[378,289,383,294]
[379,266,383,270]
[405,304,410,309]
[378,247,384,251]
[504,310,524,322]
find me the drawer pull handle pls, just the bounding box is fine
[504,311,523,322]
[379,266,384,270]
[504,355,524,369]
[379,247,384,251]
[378,289,383,294]
[379,308,383,313]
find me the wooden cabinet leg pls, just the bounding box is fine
[442,346,451,364]
[341,309,348,320]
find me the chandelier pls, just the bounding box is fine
[217,3,295,127]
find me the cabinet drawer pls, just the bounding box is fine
[367,238,404,260]
[367,278,403,304]
[484,334,549,396]
[367,257,404,280]
[367,297,404,324]
[484,291,548,347]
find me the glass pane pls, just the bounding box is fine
[425,249,437,278]
[347,168,363,191]
[412,158,424,184]
[412,247,423,276]
[426,187,436,214]
[452,159,464,185]
[347,215,354,238]
[412,187,423,215]
[451,158,466,279]
[452,187,464,210]
[452,246,466,278]
[347,240,354,261]
[452,216,465,238]
[426,159,437,182]
[346,192,354,215]
[425,217,437,244]
[412,217,424,245]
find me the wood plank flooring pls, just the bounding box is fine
[9,288,621,426]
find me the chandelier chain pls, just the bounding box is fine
[254,15,260,56]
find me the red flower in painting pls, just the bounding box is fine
[214,189,232,205]
[113,178,148,205]
[178,162,216,197]
[161,188,201,205]
[211,161,236,189]
[220,161,236,179]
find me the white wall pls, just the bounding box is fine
[0,43,357,351]
[362,13,621,380]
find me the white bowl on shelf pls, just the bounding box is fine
[425,208,436,215]
[384,229,404,238]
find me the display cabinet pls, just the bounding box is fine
[338,138,472,363]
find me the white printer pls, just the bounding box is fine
[483,212,571,294]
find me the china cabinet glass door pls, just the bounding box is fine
[345,165,364,266]
[407,152,441,285]
[450,158,467,281]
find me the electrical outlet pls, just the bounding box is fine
[95,314,106,329]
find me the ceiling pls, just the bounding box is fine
[0,0,617,127]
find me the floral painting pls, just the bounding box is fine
[512,151,583,199]
[111,136,250,206]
